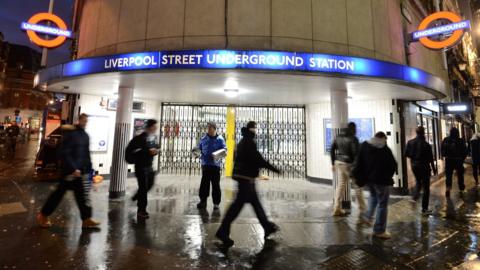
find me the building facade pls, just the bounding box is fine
[37,0,458,199]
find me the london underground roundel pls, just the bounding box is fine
[412,11,470,50]
[21,13,72,48]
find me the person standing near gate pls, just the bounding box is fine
[216,121,281,247]
[330,122,366,218]
[6,121,19,157]
[469,132,480,185]
[196,122,227,211]
[405,126,437,215]
[37,113,100,229]
[441,127,468,197]
[127,119,159,219]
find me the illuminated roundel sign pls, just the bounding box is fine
[412,11,470,50]
[21,13,72,48]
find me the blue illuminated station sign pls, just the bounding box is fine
[59,50,439,87]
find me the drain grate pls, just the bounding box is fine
[320,249,395,270]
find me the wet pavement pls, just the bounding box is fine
[1,144,480,269]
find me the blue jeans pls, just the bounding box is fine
[365,184,390,234]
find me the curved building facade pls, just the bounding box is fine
[38,0,452,201]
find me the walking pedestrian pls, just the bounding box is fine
[330,122,366,219]
[6,121,19,157]
[352,132,397,239]
[441,127,468,197]
[196,122,227,211]
[469,132,480,185]
[127,119,159,219]
[37,114,100,229]
[405,126,437,215]
[216,121,281,247]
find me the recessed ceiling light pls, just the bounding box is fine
[224,88,239,98]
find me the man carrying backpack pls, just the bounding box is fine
[441,127,468,197]
[126,119,159,219]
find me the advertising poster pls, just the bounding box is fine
[86,115,109,152]
[133,118,148,137]
[324,118,375,153]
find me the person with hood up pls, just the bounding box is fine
[216,121,281,247]
[352,132,397,239]
[469,132,480,185]
[441,127,468,197]
[405,126,437,215]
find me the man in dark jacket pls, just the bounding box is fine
[6,121,19,156]
[352,132,397,239]
[196,122,227,210]
[129,119,159,219]
[330,122,365,217]
[405,126,437,215]
[216,121,281,247]
[469,133,480,185]
[441,127,468,197]
[37,114,100,229]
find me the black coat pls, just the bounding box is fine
[129,132,158,168]
[233,128,279,178]
[470,137,480,165]
[62,126,92,175]
[330,129,359,165]
[352,139,397,186]
[441,136,468,160]
[405,135,434,167]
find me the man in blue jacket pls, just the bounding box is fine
[197,122,227,210]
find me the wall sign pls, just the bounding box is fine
[324,118,375,153]
[411,11,470,50]
[21,12,72,48]
[55,49,442,91]
[86,115,109,152]
[442,102,472,114]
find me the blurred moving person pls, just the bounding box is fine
[37,114,100,229]
[6,121,19,157]
[405,126,437,215]
[216,121,281,247]
[330,122,366,218]
[352,132,397,240]
[441,127,468,197]
[196,122,227,211]
[126,119,159,219]
[469,132,480,185]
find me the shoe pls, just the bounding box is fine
[137,211,150,219]
[213,204,220,211]
[215,232,234,247]
[264,223,280,239]
[37,213,52,228]
[332,209,346,216]
[197,201,207,209]
[373,231,391,239]
[82,218,101,228]
[357,217,373,226]
[422,209,433,216]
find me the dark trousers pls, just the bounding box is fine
[217,180,273,236]
[412,165,431,211]
[472,164,480,183]
[199,166,221,205]
[134,166,155,212]
[41,175,92,220]
[445,159,465,191]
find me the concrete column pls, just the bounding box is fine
[109,87,133,199]
[330,89,351,210]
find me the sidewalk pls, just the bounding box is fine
[0,158,479,269]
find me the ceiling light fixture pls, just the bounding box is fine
[224,88,239,98]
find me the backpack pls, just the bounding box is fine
[443,138,461,158]
[125,139,137,164]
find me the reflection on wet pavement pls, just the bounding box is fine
[2,153,480,269]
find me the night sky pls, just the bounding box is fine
[0,0,74,66]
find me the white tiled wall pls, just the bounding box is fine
[75,94,161,175]
[306,99,404,187]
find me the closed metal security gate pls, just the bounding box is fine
[158,104,305,179]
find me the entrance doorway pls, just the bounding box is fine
[158,104,306,179]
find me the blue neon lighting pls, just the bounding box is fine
[21,22,72,38]
[50,49,440,90]
[412,20,470,40]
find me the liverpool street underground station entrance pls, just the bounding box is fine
[36,49,447,201]
[158,104,306,179]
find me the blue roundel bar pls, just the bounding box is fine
[38,49,445,93]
